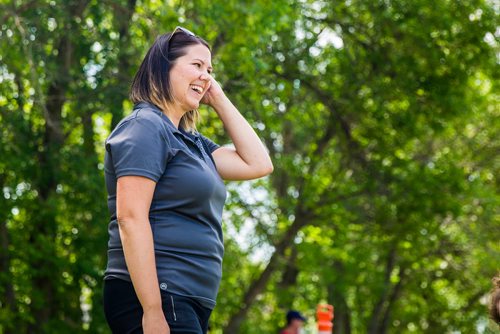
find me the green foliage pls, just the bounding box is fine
[0,0,498,333]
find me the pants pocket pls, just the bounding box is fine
[161,293,204,333]
[170,295,177,322]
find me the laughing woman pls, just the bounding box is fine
[102,27,273,334]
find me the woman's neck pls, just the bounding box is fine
[162,103,186,128]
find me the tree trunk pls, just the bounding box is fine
[109,0,138,130]
[378,274,405,334]
[367,246,397,334]
[327,263,352,334]
[27,2,90,331]
[28,71,66,334]
[276,246,299,310]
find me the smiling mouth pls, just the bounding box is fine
[190,84,203,94]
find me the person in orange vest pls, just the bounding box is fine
[280,310,307,334]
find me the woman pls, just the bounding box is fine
[102,27,273,334]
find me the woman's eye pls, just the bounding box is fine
[194,63,201,68]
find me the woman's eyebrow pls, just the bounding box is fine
[194,58,213,71]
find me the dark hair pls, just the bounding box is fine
[490,274,500,326]
[130,29,210,131]
[286,310,306,325]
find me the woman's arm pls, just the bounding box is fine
[116,176,169,334]
[202,78,273,180]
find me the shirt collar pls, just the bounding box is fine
[133,102,200,142]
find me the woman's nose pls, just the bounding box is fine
[200,72,211,81]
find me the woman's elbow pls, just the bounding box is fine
[116,214,133,230]
[256,160,274,177]
[116,211,145,230]
[264,161,274,175]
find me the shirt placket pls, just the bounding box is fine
[194,137,211,163]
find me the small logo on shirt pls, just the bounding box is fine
[160,283,168,291]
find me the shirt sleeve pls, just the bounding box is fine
[199,134,220,154]
[105,116,171,182]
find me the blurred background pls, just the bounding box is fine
[0,0,499,333]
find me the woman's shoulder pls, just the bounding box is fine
[111,104,167,135]
[130,103,165,126]
[106,110,171,151]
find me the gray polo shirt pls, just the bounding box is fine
[104,102,227,309]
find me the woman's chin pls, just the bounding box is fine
[185,93,202,110]
[189,100,200,110]
[181,101,200,112]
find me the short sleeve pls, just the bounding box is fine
[105,116,170,182]
[199,134,220,154]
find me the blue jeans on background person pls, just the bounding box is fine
[103,278,212,334]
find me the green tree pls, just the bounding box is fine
[0,0,498,333]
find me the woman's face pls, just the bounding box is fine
[168,44,212,112]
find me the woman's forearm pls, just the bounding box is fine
[212,95,273,175]
[118,217,162,313]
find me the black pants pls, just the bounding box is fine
[103,278,212,334]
